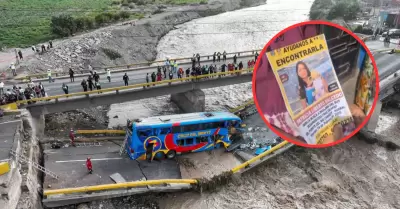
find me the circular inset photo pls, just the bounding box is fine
[252,20,380,148]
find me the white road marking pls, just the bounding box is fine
[0,120,20,125]
[55,157,122,163]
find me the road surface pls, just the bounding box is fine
[43,141,181,189]
[0,116,20,161]
[6,55,255,96]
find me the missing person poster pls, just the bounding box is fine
[355,54,375,115]
[266,34,355,144]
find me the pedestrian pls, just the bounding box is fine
[196,53,200,64]
[0,81,3,96]
[69,128,76,147]
[239,61,243,70]
[186,68,190,78]
[223,51,227,62]
[123,73,129,86]
[233,54,237,64]
[31,46,36,52]
[49,40,53,48]
[62,83,68,94]
[157,71,162,81]
[163,66,167,79]
[18,87,25,100]
[151,72,156,86]
[38,82,45,97]
[178,68,183,79]
[47,69,52,83]
[106,69,111,82]
[213,52,216,63]
[255,52,259,61]
[169,71,173,80]
[191,56,196,69]
[95,81,101,93]
[69,68,74,82]
[146,73,149,87]
[10,63,16,76]
[217,52,221,62]
[87,75,94,91]
[18,50,23,60]
[81,79,88,92]
[41,44,46,53]
[93,72,99,83]
[165,59,170,72]
[86,157,93,174]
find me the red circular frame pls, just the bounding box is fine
[252,20,380,148]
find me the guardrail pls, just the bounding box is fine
[15,49,262,81]
[76,130,126,134]
[16,68,254,105]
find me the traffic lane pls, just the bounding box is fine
[0,118,19,161]
[24,56,254,96]
[43,142,144,189]
[43,142,182,189]
[365,40,396,51]
[7,55,253,90]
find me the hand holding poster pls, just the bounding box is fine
[266,34,355,144]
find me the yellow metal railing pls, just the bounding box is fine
[76,130,126,134]
[43,179,198,196]
[16,49,262,80]
[16,68,254,105]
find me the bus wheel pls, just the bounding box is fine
[166,150,176,159]
[155,152,166,160]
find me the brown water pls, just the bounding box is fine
[158,108,400,209]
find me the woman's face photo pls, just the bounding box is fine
[297,63,308,79]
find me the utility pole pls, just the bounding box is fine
[373,0,384,37]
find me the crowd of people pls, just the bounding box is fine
[0,80,48,105]
[0,51,259,105]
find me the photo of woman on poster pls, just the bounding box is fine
[297,61,329,109]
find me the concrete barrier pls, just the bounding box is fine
[76,130,126,134]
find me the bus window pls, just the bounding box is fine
[172,126,182,133]
[198,136,208,143]
[177,139,184,146]
[137,129,152,138]
[186,138,194,145]
[182,124,201,132]
[160,128,171,135]
[195,138,200,144]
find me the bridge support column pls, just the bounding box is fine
[365,101,382,133]
[31,114,45,137]
[171,89,205,113]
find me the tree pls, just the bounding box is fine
[51,14,77,37]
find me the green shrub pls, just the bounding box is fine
[121,0,129,6]
[101,48,122,60]
[119,11,131,19]
[51,14,77,37]
[111,0,121,5]
[199,0,207,4]
[133,0,146,5]
[128,3,135,8]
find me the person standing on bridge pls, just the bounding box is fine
[222,51,227,62]
[81,79,88,92]
[95,81,101,93]
[69,68,75,83]
[169,70,173,80]
[10,63,16,76]
[213,52,216,63]
[39,82,45,97]
[47,69,52,83]
[196,53,200,65]
[87,75,94,91]
[178,68,183,80]
[165,59,170,72]
[106,69,111,82]
[255,52,259,61]
[146,73,149,87]
[233,54,237,64]
[157,70,162,82]
[62,83,69,95]
[123,73,129,86]
[18,50,23,60]
[93,72,100,83]
[185,68,190,78]
[191,56,196,69]
[163,66,167,79]
[0,81,4,96]
[217,52,221,62]
[151,72,156,86]
[69,128,76,147]
[86,157,93,174]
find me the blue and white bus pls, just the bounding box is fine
[124,112,243,160]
